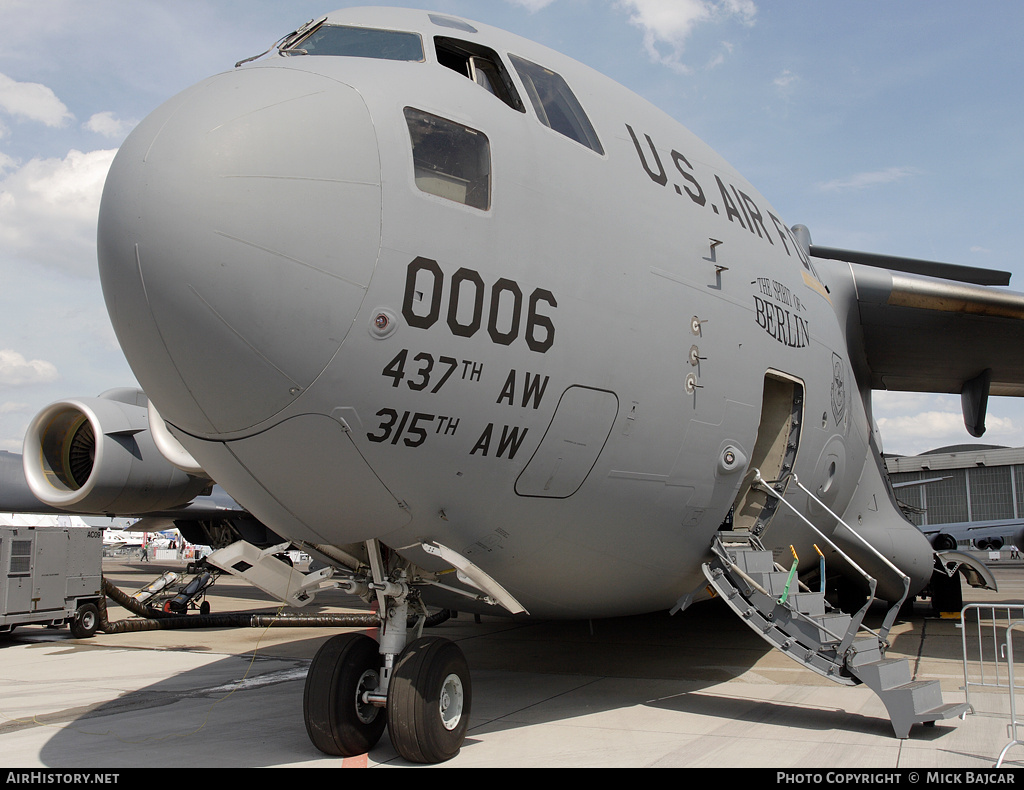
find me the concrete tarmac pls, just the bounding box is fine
[0,555,1021,769]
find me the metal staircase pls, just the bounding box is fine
[702,472,968,738]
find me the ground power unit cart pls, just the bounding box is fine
[0,525,103,638]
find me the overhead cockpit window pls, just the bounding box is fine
[435,38,525,113]
[405,108,491,210]
[509,55,604,155]
[284,24,424,61]
[429,14,478,34]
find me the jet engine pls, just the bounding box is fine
[23,389,210,514]
[929,533,958,551]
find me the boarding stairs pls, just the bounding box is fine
[702,472,968,738]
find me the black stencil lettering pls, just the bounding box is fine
[488,279,523,346]
[715,176,746,229]
[403,257,443,329]
[447,267,484,337]
[626,124,668,186]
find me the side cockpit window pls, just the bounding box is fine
[434,38,525,113]
[509,55,603,155]
[405,108,491,210]
[284,24,424,61]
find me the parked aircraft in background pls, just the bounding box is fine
[920,519,1023,552]
[890,477,1024,551]
[101,529,144,549]
[5,7,1016,763]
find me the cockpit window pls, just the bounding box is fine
[435,38,524,113]
[429,14,478,34]
[509,55,604,155]
[284,25,424,61]
[405,108,491,210]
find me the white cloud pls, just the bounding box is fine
[0,147,117,275]
[0,402,29,414]
[774,69,797,89]
[0,350,59,387]
[0,72,73,127]
[872,391,939,413]
[84,111,134,139]
[617,0,756,72]
[877,410,968,440]
[873,391,1024,456]
[817,166,918,192]
[506,0,558,10]
[876,410,969,456]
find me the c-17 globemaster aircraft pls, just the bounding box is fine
[13,6,1018,763]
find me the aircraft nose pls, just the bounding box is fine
[98,66,381,437]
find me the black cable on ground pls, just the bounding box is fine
[97,576,451,634]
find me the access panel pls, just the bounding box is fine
[515,386,618,498]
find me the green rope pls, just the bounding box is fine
[777,545,799,605]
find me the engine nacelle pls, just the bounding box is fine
[930,533,958,551]
[23,389,210,514]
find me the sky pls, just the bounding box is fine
[0,0,1022,458]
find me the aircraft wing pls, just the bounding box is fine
[844,262,1024,397]
[0,450,248,520]
[918,518,1024,539]
[0,450,65,514]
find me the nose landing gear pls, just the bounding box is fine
[303,630,472,763]
[302,541,474,764]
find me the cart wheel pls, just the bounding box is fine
[70,603,99,638]
[200,600,211,616]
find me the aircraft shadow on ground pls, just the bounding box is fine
[21,593,963,767]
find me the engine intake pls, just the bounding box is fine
[930,533,958,551]
[23,389,209,514]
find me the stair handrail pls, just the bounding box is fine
[710,534,851,646]
[788,474,912,644]
[752,470,889,654]
[756,470,912,645]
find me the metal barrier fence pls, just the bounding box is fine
[996,621,1024,767]
[960,604,1024,767]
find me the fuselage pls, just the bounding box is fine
[97,7,927,618]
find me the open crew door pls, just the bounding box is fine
[730,372,804,535]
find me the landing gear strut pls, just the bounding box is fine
[302,540,473,764]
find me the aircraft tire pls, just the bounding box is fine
[70,602,99,639]
[386,636,471,764]
[303,633,386,757]
[930,567,963,615]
